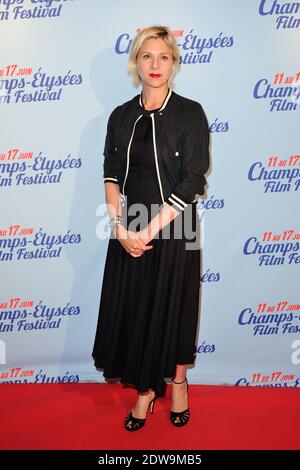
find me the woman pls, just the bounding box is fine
[92,25,210,431]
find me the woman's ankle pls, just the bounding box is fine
[172,377,187,384]
[138,388,155,397]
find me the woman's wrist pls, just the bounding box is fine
[109,214,124,237]
[114,224,127,240]
[139,225,154,244]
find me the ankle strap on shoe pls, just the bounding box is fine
[172,377,187,384]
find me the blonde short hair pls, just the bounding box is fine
[128,26,181,88]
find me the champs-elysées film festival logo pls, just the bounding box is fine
[258,0,300,29]
[243,229,300,267]
[0,64,83,105]
[0,225,81,262]
[253,72,300,112]
[0,0,73,21]
[0,297,80,334]
[237,300,300,337]
[248,153,300,194]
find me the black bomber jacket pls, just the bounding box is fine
[103,88,210,213]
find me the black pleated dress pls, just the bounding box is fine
[92,106,201,396]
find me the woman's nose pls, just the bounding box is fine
[152,58,159,69]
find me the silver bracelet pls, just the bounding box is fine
[109,215,124,229]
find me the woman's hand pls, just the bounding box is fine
[115,225,153,258]
[138,226,153,247]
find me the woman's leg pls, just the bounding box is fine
[171,364,189,412]
[131,389,156,419]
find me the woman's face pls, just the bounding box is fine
[137,37,174,90]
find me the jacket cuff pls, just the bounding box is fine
[166,192,189,213]
[104,176,118,184]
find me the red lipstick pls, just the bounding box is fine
[149,74,161,78]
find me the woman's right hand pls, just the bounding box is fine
[115,225,153,257]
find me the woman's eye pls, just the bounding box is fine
[143,54,150,59]
[161,56,169,60]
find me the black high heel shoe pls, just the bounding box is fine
[124,391,158,432]
[170,377,190,427]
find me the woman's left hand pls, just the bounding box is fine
[135,227,153,256]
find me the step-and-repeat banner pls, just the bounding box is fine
[1,0,299,387]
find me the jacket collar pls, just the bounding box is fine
[139,88,172,114]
